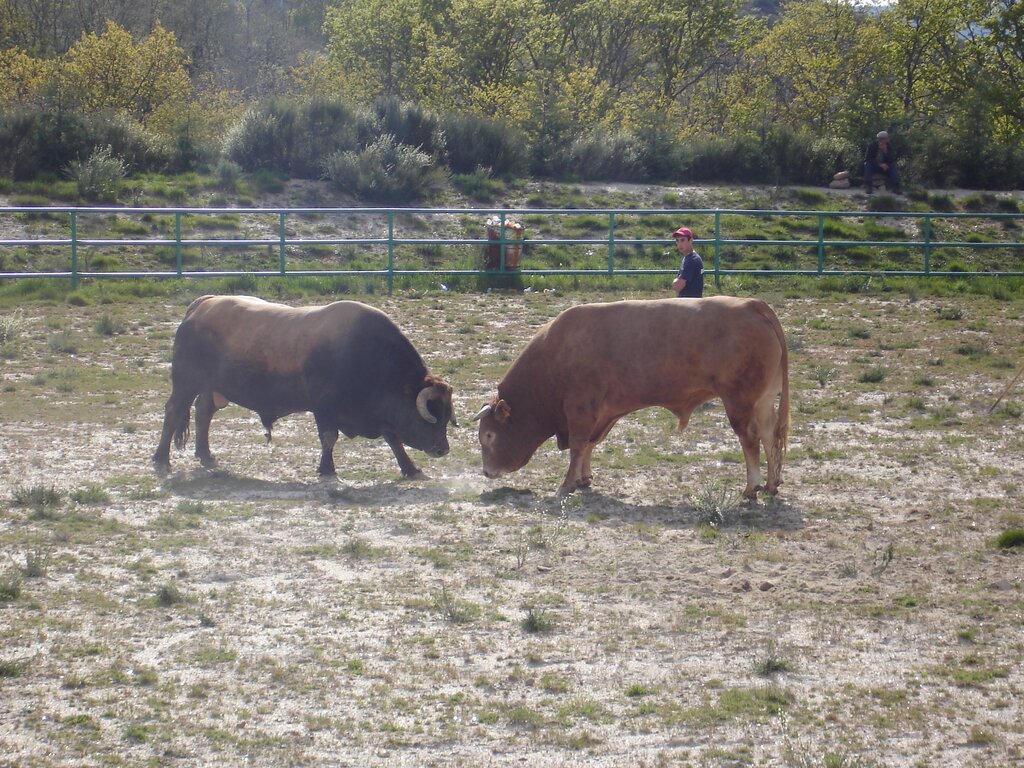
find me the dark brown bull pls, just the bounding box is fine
[153,295,456,478]
[473,297,789,499]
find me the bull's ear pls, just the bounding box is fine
[493,399,511,423]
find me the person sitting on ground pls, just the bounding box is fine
[670,227,704,298]
[864,130,901,195]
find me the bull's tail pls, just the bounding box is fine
[772,345,790,491]
[171,396,194,451]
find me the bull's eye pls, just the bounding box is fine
[482,430,495,447]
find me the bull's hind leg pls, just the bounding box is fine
[722,399,762,500]
[754,392,783,495]
[193,391,224,468]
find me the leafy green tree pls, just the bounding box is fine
[60,21,193,125]
[323,0,434,101]
[724,0,879,135]
[976,0,1024,136]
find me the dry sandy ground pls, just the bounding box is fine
[0,288,1022,767]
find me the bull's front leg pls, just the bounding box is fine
[559,441,590,495]
[317,428,339,476]
[384,433,423,479]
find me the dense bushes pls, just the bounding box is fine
[223,98,374,176]
[0,108,182,180]
[4,96,1023,196]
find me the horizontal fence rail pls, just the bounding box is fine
[1,205,1023,292]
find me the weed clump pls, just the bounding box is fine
[995,529,1024,549]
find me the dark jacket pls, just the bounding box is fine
[865,139,896,167]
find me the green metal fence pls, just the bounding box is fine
[1,205,1022,292]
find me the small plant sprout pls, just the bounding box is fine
[810,364,838,388]
[435,582,478,624]
[521,603,555,634]
[691,478,742,526]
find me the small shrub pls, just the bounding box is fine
[521,605,555,634]
[93,313,125,336]
[0,571,23,602]
[568,128,646,181]
[754,644,795,676]
[690,479,741,526]
[156,582,186,607]
[434,583,479,624]
[24,548,49,578]
[65,145,127,202]
[47,329,78,354]
[810,365,838,388]
[995,529,1024,549]
[323,134,446,203]
[0,309,27,346]
[0,659,29,678]
[858,367,887,384]
[215,158,243,191]
[12,485,63,517]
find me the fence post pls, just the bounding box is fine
[387,210,395,295]
[175,212,183,277]
[278,213,287,275]
[713,210,722,289]
[498,212,507,270]
[607,212,616,274]
[817,214,825,274]
[70,210,78,289]
[923,215,932,275]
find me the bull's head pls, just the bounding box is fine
[473,396,540,478]
[416,376,458,427]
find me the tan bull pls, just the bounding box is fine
[473,296,790,499]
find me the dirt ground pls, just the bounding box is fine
[1,287,1022,767]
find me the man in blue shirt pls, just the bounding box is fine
[670,227,704,298]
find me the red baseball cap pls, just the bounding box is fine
[672,227,693,239]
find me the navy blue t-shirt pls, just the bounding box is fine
[677,251,704,298]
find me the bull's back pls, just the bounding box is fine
[541,297,784,404]
[173,296,391,413]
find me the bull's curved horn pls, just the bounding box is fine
[416,386,438,424]
[471,404,492,422]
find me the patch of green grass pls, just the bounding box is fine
[71,484,111,505]
[857,366,887,384]
[995,529,1024,549]
[0,571,23,602]
[677,685,792,726]
[0,658,29,678]
[12,484,64,518]
[341,537,383,560]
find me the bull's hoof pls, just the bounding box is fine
[153,460,171,477]
[556,484,577,497]
[402,468,426,480]
[577,475,593,489]
[198,455,218,469]
[317,467,337,477]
